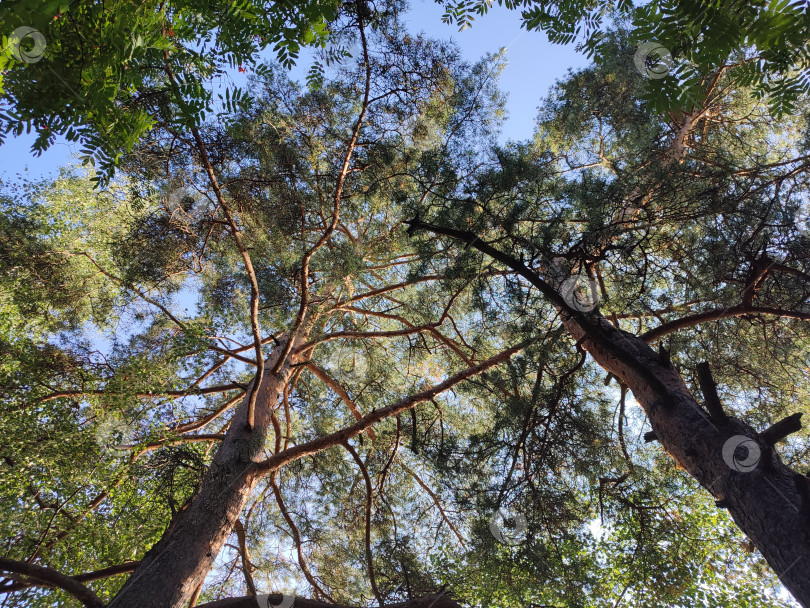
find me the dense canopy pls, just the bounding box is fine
[1,1,810,608]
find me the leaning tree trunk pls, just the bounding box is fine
[561,311,810,605]
[108,341,301,608]
[404,217,810,606]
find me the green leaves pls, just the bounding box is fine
[0,0,340,184]
[438,0,810,116]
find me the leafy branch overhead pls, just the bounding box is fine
[2,1,810,608]
[0,0,341,182]
[439,0,810,115]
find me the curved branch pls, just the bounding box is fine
[0,557,105,608]
[404,218,670,396]
[307,363,376,440]
[162,51,266,429]
[641,305,810,342]
[268,475,335,602]
[0,560,138,593]
[343,442,383,606]
[396,458,466,548]
[119,433,225,455]
[195,593,462,608]
[35,383,244,404]
[233,519,256,596]
[253,341,527,477]
[169,392,245,435]
[271,2,373,377]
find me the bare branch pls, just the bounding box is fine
[0,557,105,608]
[696,362,728,425]
[0,560,137,593]
[195,593,463,608]
[253,341,526,477]
[343,442,383,605]
[641,305,810,343]
[307,363,376,440]
[761,413,803,446]
[35,383,244,404]
[233,519,256,596]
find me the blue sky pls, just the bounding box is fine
[0,1,588,182]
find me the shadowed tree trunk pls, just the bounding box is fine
[108,339,303,608]
[562,313,810,605]
[406,217,810,606]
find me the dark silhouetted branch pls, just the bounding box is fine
[761,413,803,446]
[0,557,105,608]
[0,560,138,593]
[696,362,727,424]
[196,593,463,608]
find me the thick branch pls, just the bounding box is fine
[254,341,526,476]
[641,305,810,342]
[761,413,803,446]
[0,560,138,593]
[162,52,266,430]
[307,363,376,440]
[233,519,256,596]
[404,218,670,396]
[696,362,728,424]
[271,5,373,377]
[0,557,105,608]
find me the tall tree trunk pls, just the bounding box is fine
[108,341,300,608]
[561,312,810,605]
[405,218,810,606]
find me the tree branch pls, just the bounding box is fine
[0,560,138,593]
[233,519,256,596]
[35,383,244,404]
[253,341,527,476]
[0,557,105,608]
[696,362,728,424]
[343,442,383,606]
[404,217,670,397]
[761,413,803,446]
[641,305,810,343]
[307,363,376,440]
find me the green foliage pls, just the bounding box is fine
[438,0,810,115]
[2,11,810,608]
[0,0,340,183]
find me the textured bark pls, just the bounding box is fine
[404,217,810,605]
[562,312,810,606]
[0,557,105,608]
[108,341,301,608]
